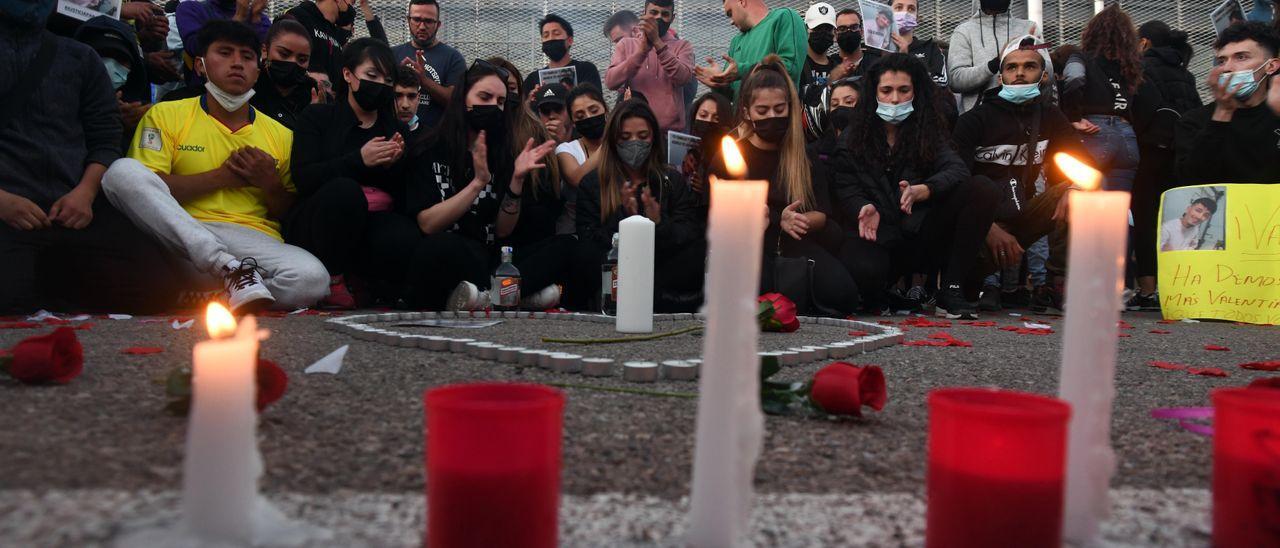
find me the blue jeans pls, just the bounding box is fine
[1081,115,1140,192]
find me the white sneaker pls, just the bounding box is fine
[447,281,489,311]
[223,258,274,313]
[521,285,561,310]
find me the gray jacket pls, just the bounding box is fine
[946,2,1050,114]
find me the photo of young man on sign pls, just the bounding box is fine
[1160,187,1226,252]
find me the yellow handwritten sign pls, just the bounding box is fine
[1158,184,1280,325]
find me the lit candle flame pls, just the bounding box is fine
[720,136,746,179]
[206,302,237,339]
[1053,153,1102,191]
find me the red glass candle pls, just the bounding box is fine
[425,383,565,548]
[926,388,1071,548]
[1212,387,1280,547]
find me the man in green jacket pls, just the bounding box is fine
[694,0,807,97]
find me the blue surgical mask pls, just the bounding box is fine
[103,58,130,91]
[1217,60,1278,100]
[998,82,1041,104]
[876,100,913,125]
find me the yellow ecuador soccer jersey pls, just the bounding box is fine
[128,96,295,240]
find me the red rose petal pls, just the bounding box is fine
[1117,320,1134,330]
[1249,377,1280,389]
[255,359,289,411]
[1149,329,1171,334]
[901,317,951,328]
[961,321,998,327]
[999,326,1055,335]
[1187,367,1229,377]
[1204,344,1231,352]
[848,330,869,337]
[1118,333,1131,338]
[1239,361,1280,371]
[122,347,164,355]
[1149,361,1189,371]
[1156,319,1177,324]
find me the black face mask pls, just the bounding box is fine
[467,104,507,137]
[542,39,569,62]
[690,119,722,139]
[828,106,855,133]
[980,0,1010,14]
[656,19,671,37]
[752,116,788,144]
[352,79,392,111]
[574,113,606,140]
[267,60,311,88]
[837,31,862,53]
[809,30,834,55]
[336,6,357,27]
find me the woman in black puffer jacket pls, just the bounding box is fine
[1128,21,1203,310]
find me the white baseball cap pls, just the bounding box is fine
[804,3,837,29]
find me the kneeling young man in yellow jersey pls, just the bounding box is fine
[103,20,328,312]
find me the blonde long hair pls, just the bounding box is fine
[736,55,813,210]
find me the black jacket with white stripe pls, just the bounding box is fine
[952,87,1091,221]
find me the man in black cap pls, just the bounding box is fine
[75,15,151,153]
[535,82,572,143]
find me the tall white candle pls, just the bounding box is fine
[616,215,655,333]
[182,303,261,541]
[1053,153,1130,546]
[689,138,767,547]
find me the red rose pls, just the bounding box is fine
[757,293,799,333]
[256,359,288,412]
[5,327,84,384]
[809,362,887,417]
[1249,377,1280,390]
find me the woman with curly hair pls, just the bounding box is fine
[1061,4,1148,192]
[832,52,997,319]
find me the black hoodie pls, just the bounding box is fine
[74,16,149,105]
[953,88,1091,221]
[284,1,351,82]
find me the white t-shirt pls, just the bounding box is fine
[1161,218,1200,251]
[553,140,588,235]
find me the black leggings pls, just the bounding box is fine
[569,239,706,311]
[839,178,999,307]
[0,198,183,313]
[1132,145,1176,278]
[282,178,368,277]
[762,237,860,316]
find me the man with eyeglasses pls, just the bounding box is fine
[392,0,465,130]
[604,0,694,133]
[827,8,878,83]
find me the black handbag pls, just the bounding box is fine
[771,230,816,315]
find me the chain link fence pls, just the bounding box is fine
[272,0,1260,101]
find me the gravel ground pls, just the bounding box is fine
[0,310,1275,544]
[0,487,1212,547]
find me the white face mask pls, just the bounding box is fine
[204,80,255,112]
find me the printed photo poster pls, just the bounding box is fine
[538,66,578,88]
[58,0,120,21]
[667,131,701,172]
[1210,0,1246,39]
[859,0,896,52]
[1157,184,1280,325]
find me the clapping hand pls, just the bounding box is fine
[640,186,661,223]
[898,180,929,214]
[514,137,557,180]
[360,135,403,167]
[694,55,738,88]
[470,131,491,187]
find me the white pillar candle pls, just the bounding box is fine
[689,137,767,547]
[182,303,261,541]
[616,215,655,333]
[1053,153,1130,546]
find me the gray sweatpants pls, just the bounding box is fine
[102,158,329,308]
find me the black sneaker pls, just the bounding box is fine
[978,285,1002,311]
[1125,292,1160,311]
[1031,285,1065,315]
[1003,287,1032,309]
[935,286,978,320]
